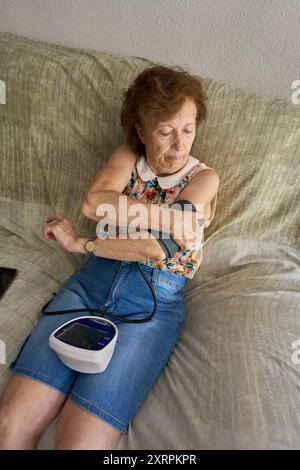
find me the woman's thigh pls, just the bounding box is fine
[8,255,123,394]
[0,375,67,447]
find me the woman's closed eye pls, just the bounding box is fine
[161,130,193,136]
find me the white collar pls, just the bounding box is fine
[136,154,200,189]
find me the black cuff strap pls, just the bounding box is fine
[148,229,181,260]
[170,199,197,212]
[148,199,196,260]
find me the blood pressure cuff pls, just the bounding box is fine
[148,199,197,260]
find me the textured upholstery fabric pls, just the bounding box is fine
[0,32,299,449]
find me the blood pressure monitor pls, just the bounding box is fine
[49,316,118,373]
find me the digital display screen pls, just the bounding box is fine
[56,323,106,350]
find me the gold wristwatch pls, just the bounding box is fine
[84,238,96,254]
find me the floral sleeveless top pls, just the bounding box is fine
[122,154,218,279]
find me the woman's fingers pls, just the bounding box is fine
[44,215,58,240]
[45,214,65,224]
[44,225,57,240]
[43,215,78,253]
[44,215,66,241]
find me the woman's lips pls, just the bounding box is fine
[166,155,183,160]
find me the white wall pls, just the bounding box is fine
[0,0,299,100]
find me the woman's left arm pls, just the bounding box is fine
[174,169,220,225]
[43,215,165,261]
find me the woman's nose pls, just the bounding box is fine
[172,133,184,150]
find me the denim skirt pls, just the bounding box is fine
[9,254,187,434]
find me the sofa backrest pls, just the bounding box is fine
[0,32,152,232]
[1,32,299,249]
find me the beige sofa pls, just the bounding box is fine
[0,32,299,450]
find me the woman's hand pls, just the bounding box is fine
[169,209,205,251]
[43,214,81,252]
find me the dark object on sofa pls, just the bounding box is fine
[0,268,17,299]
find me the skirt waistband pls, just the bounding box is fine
[85,255,187,290]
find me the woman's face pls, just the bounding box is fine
[135,99,197,176]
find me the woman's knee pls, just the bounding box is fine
[55,399,122,450]
[0,387,36,449]
[0,375,67,448]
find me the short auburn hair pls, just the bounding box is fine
[120,64,208,156]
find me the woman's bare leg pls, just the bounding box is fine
[0,375,67,449]
[55,399,122,450]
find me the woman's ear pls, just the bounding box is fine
[135,123,144,144]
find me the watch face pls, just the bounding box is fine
[85,240,95,252]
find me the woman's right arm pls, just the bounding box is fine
[80,142,138,213]
[80,143,166,260]
[80,143,171,238]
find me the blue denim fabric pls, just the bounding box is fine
[9,255,187,434]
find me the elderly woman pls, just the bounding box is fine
[0,65,219,450]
